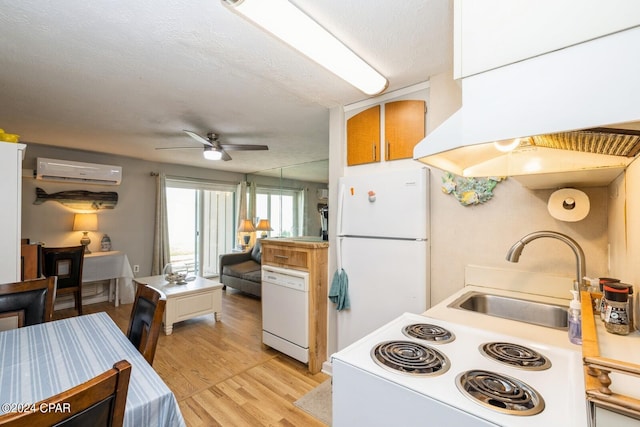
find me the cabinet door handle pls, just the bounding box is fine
[372,144,376,161]
[274,255,289,259]
[386,140,390,160]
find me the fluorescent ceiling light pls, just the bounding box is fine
[203,147,223,160]
[222,0,388,96]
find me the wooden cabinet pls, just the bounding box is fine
[0,142,26,284]
[347,105,380,166]
[346,101,425,165]
[261,239,328,374]
[385,100,426,161]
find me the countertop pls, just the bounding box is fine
[261,237,329,248]
[590,307,640,402]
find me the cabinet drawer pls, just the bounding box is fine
[263,246,308,270]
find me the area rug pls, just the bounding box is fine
[294,379,332,425]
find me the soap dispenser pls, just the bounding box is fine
[568,290,582,345]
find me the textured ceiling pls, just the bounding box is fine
[0,0,452,182]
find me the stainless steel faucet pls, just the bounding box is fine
[506,231,586,287]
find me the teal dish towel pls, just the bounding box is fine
[329,268,350,311]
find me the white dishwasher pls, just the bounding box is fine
[261,265,310,363]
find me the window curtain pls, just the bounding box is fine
[235,181,257,248]
[236,181,247,248]
[248,182,257,247]
[248,181,256,222]
[151,172,171,275]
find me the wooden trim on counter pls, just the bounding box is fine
[581,291,640,420]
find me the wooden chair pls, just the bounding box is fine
[0,360,131,427]
[41,245,85,315]
[0,277,56,330]
[127,284,166,365]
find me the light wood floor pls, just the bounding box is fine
[55,289,330,426]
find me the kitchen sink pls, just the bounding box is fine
[448,291,568,330]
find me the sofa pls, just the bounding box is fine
[219,240,262,297]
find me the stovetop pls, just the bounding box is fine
[332,312,586,426]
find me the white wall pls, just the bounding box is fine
[609,157,640,286]
[430,171,609,304]
[23,144,328,277]
[23,144,246,276]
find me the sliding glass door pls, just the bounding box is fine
[166,178,235,277]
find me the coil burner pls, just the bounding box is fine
[402,323,455,344]
[480,342,551,371]
[371,340,450,376]
[456,369,545,416]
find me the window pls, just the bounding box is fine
[252,186,304,237]
[166,178,235,277]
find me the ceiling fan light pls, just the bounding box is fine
[203,147,223,160]
[222,0,388,96]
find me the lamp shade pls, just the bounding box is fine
[73,213,98,231]
[256,219,272,231]
[237,219,256,232]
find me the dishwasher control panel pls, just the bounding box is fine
[262,265,309,291]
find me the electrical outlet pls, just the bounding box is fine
[133,265,140,273]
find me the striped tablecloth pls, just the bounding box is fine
[0,312,185,427]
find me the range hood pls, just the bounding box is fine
[415,26,640,188]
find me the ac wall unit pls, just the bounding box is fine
[316,188,328,199]
[36,158,122,185]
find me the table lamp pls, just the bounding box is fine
[256,219,272,238]
[73,213,98,254]
[237,219,256,246]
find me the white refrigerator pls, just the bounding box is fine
[336,168,430,350]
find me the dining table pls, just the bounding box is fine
[0,312,186,427]
[83,250,135,306]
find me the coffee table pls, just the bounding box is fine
[133,275,223,335]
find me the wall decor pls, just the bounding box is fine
[441,172,505,206]
[34,187,118,210]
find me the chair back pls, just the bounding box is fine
[127,284,166,365]
[0,277,56,329]
[0,359,131,427]
[41,246,85,291]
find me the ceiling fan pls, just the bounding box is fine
[156,130,268,161]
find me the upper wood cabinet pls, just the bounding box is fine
[384,100,426,161]
[346,100,426,166]
[347,105,380,166]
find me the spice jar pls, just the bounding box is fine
[603,283,630,335]
[599,278,621,320]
